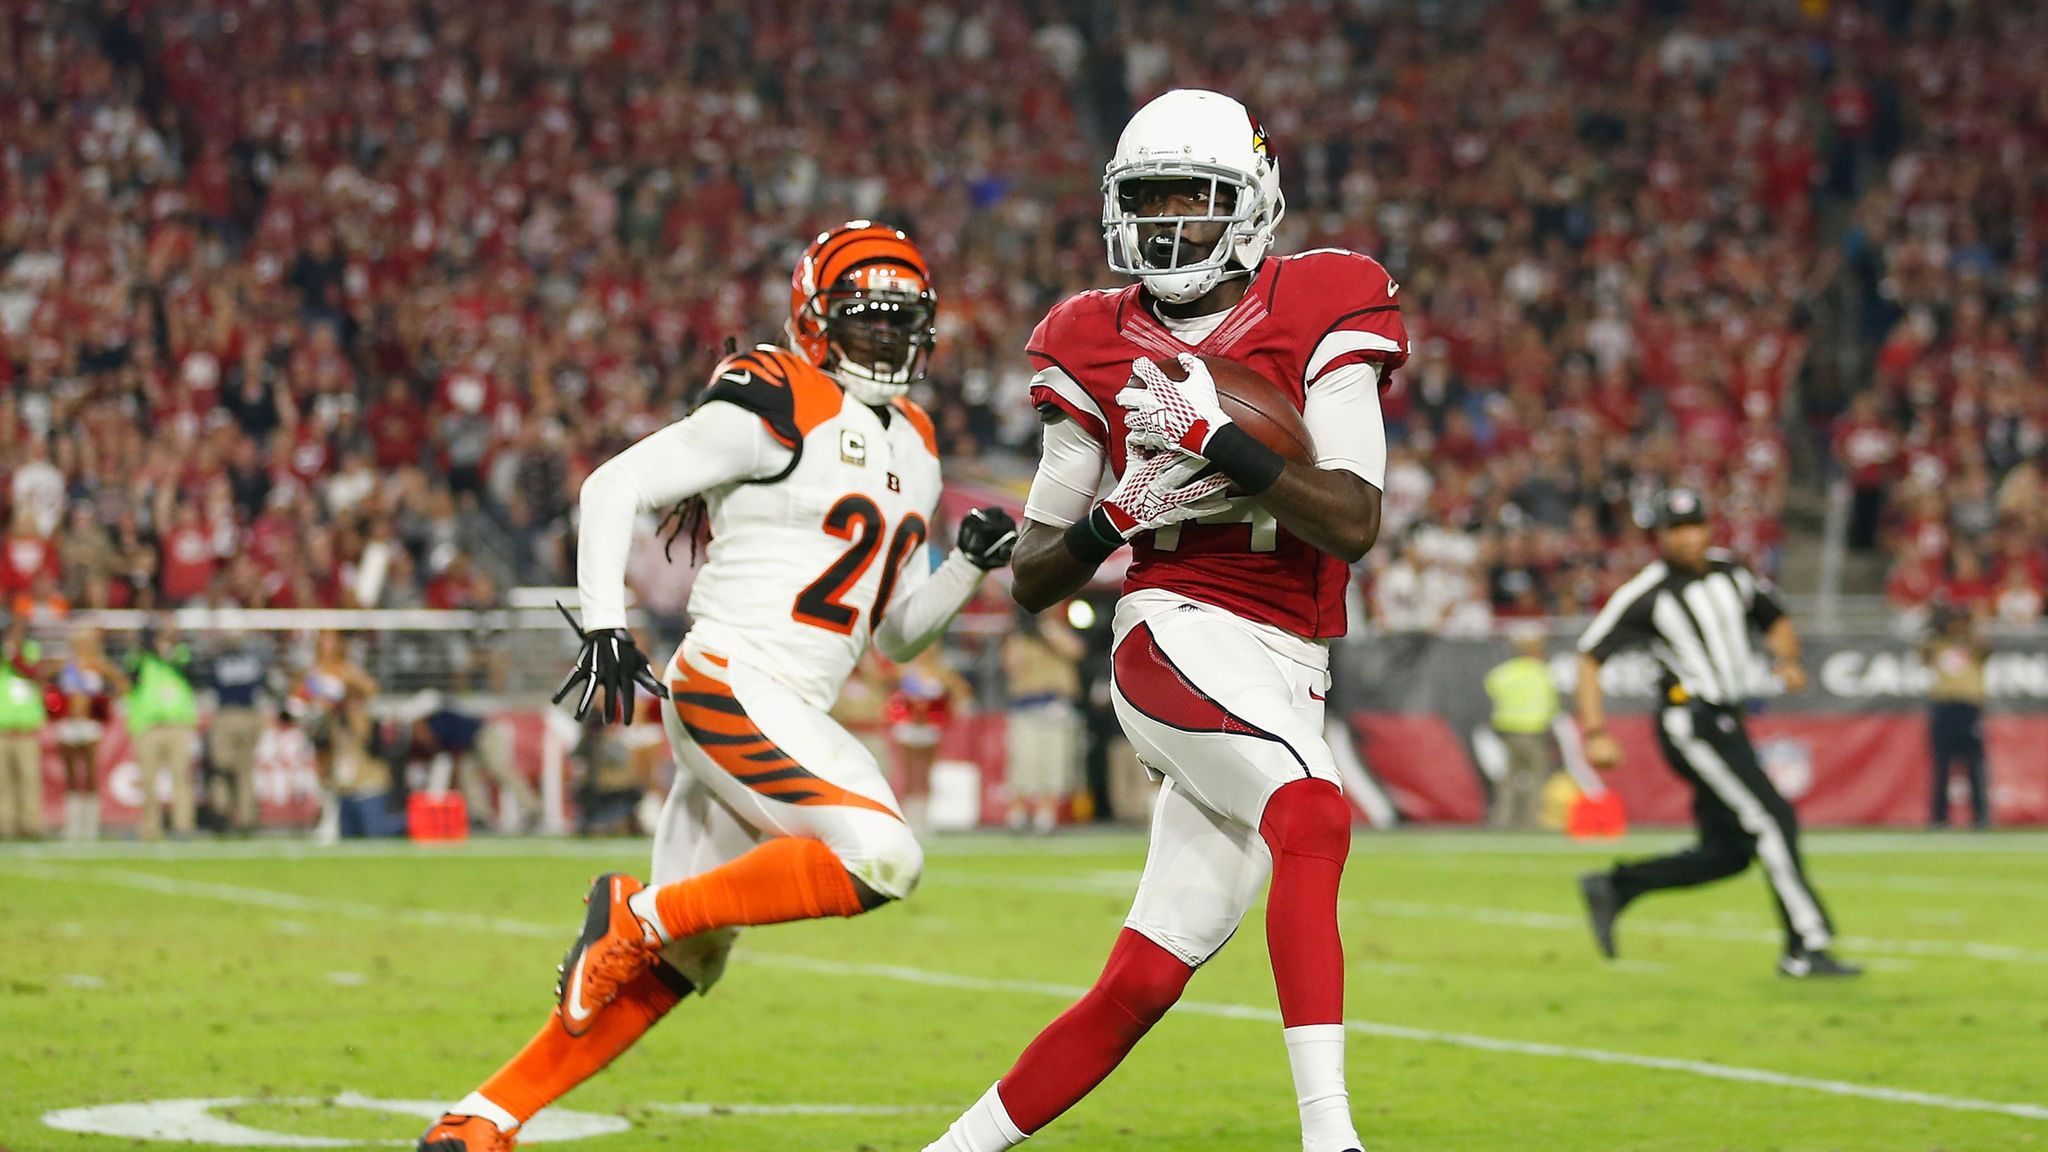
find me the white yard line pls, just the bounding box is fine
[1815,870,2048,900]
[921,872,2048,966]
[8,860,2045,1126]
[751,952,2046,1123]
[1364,855,2048,901]
[1356,898,2048,965]
[646,1103,940,1117]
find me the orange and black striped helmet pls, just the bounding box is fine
[787,221,937,404]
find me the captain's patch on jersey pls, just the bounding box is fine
[839,430,868,466]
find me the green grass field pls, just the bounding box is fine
[3,830,2045,1152]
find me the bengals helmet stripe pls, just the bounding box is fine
[788,221,937,406]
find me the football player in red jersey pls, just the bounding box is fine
[923,90,1407,1152]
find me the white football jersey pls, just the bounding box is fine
[683,345,944,707]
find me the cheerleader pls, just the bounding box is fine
[886,646,970,831]
[54,627,128,841]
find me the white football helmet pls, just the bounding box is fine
[1102,89,1286,304]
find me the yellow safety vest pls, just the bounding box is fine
[1485,657,1559,735]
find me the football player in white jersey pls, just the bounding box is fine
[419,222,1017,1152]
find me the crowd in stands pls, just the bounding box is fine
[0,0,1095,619]
[1825,1,2046,630]
[0,0,2039,635]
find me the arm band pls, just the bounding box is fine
[1203,424,1287,496]
[1063,506,1125,566]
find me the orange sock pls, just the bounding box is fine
[649,836,865,942]
[476,967,685,1125]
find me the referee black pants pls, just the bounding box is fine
[1610,704,1836,954]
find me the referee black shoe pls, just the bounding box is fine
[1778,949,1863,979]
[1578,872,1622,959]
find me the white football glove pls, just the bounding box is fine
[1118,352,1233,456]
[1097,446,1232,538]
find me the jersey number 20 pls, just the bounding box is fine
[793,495,928,635]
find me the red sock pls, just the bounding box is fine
[478,967,686,1124]
[1260,779,1351,1026]
[650,835,865,941]
[996,928,1192,1134]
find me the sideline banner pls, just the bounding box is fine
[1338,631,2048,827]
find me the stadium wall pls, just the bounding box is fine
[1339,632,2048,827]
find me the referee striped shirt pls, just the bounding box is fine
[1577,551,1787,706]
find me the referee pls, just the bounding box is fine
[1574,489,1860,978]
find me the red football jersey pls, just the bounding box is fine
[1027,249,1409,639]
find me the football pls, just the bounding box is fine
[1149,354,1315,465]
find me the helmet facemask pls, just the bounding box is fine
[787,222,938,406]
[819,284,936,405]
[1103,163,1280,305]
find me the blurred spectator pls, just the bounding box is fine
[1923,607,1991,830]
[1002,604,1084,834]
[832,651,897,784]
[128,618,201,839]
[573,708,643,837]
[1483,627,1559,830]
[1370,535,1433,630]
[3,506,61,602]
[54,626,125,842]
[1834,392,1898,550]
[888,646,970,831]
[298,631,389,840]
[0,617,47,840]
[204,629,272,834]
[410,694,537,834]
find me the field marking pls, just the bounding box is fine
[647,1103,941,1117]
[1357,898,2048,966]
[748,953,2048,1124]
[1818,870,2048,900]
[1362,855,2048,901]
[922,872,2048,966]
[10,861,2047,1127]
[42,1093,627,1146]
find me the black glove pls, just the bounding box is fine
[957,506,1019,571]
[551,602,669,723]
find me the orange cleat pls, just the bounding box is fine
[417,1114,516,1152]
[555,872,658,1037]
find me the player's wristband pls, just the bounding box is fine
[1063,506,1125,565]
[1200,424,1286,496]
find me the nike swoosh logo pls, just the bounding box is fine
[563,960,594,1021]
[1310,690,1327,701]
[562,878,614,1022]
[718,370,752,387]
[1387,280,1400,297]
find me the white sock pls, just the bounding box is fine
[626,886,670,944]
[79,794,98,841]
[1284,1024,1359,1152]
[923,1082,1027,1152]
[452,1092,520,1133]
